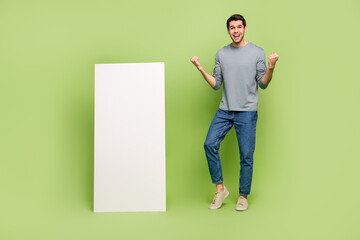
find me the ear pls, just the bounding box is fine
[244,26,247,33]
[227,29,230,35]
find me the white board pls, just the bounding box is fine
[94,62,166,212]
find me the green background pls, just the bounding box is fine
[1,0,359,239]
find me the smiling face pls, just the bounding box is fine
[227,20,247,46]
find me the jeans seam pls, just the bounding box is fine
[214,121,231,182]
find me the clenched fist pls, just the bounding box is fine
[190,56,202,69]
[268,52,279,69]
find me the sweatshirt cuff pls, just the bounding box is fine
[258,80,268,89]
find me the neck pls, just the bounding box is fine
[232,39,248,48]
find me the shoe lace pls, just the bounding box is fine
[212,192,221,204]
[238,196,247,206]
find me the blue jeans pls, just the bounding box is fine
[204,109,258,195]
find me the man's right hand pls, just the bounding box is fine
[190,56,202,70]
[190,55,216,88]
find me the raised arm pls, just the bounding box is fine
[261,52,279,86]
[190,56,217,88]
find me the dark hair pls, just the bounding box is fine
[226,14,246,29]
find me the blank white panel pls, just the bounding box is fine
[94,62,165,212]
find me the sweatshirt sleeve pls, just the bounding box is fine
[212,51,223,90]
[256,50,268,89]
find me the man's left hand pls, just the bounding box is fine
[268,52,279,69]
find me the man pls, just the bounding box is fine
[190,14,279,211]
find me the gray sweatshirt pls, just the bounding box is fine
[212,42,268,111]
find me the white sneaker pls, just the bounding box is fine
[209,186,229,210]
[235,195,248,211]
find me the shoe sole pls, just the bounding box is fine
[235,207,248,211]
[235,203,248,211]
[208,191,229,210]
